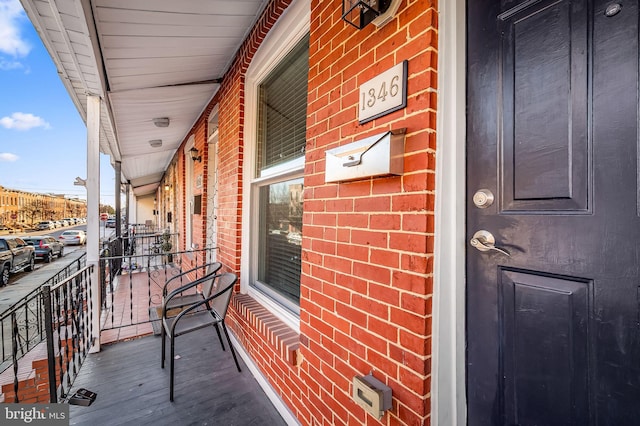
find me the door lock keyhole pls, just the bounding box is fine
[473,189,494,208]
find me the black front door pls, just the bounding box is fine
[466,0,640,424]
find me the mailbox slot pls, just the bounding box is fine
[325,129,405,183]
[352,375,392,419]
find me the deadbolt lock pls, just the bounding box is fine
[473,189,494,208]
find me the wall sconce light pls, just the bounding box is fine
[342,0,391,29]
[164,184,170,192]
[149,139,162,148]
[153,117,170,127]
[190,147,202,163]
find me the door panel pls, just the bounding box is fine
[500,0,589,211]
[467,0,640,424]
[500,270,590,425]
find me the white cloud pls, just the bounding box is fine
[0,153,19,162]
[0,0,31,58]
[0,58,24,71]
[0,112,50,130]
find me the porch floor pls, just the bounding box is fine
[69,265,287,425]
[68,333,286,425]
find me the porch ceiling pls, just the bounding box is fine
[20,0,267,196]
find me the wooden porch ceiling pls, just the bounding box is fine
[20,0,268,196]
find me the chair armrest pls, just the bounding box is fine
[162,261,221,296]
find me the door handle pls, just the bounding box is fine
[470,230,511,257]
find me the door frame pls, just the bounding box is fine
[432,0,467,423]
[206,106,219,262]
[184,135,196,249]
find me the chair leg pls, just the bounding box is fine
[213,322,225,351]
[222,322,242,373]
[170,335,175,401]
[161,325,166,368]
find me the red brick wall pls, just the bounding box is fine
[299,0,437,424]
[171,0,438,424]
[1,357,57,404]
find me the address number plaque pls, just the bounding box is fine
[358,60,408,124]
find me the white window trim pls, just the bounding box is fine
[240,0,310,333]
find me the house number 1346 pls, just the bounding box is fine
[362,76,400,108]
[358,60,407,124]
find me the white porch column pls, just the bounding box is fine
[86,94,101,352]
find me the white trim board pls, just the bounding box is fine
[227,331,300,425]
[431,0,467,424]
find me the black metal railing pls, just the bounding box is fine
[1,264,93,403]
[100,235,218,331]
[0,254,86,371]
[129,223,161,235]
[43,265,94,402]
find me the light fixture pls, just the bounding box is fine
[189,147,202,163]
[164,184,170,192]
[342,0,391,30]
[149,139,162,148]
[153,117,170,127]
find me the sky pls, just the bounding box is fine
[0,0,116,207]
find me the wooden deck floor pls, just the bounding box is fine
[68,331,286,425]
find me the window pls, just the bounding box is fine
[242,0,310,328]
[256,37,309,176]
[253,35,308,308]
[257,178,304,303]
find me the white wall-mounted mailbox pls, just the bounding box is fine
[325,129,405,183]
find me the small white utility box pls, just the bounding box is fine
[352,375,392,419]
[324,129,405,183]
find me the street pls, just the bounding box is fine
[0,224,92,310]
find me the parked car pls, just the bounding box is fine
[0,236,36,286]
[59,219,69,227]
[59,230,87,245]
[105,218,116,228]
[62,218,77,226]
[37,221,56,230]
[23,236,64,263]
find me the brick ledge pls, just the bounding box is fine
[232,293,300,366]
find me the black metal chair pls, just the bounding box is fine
[161,261,222,311]
[161,272,242,401]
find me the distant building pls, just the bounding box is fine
[0,185,87,227]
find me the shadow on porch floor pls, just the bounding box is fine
[68,331,286,425]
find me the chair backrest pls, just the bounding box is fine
[201,262,223,296]
[208,273,238,319]
[165,261,222,288]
